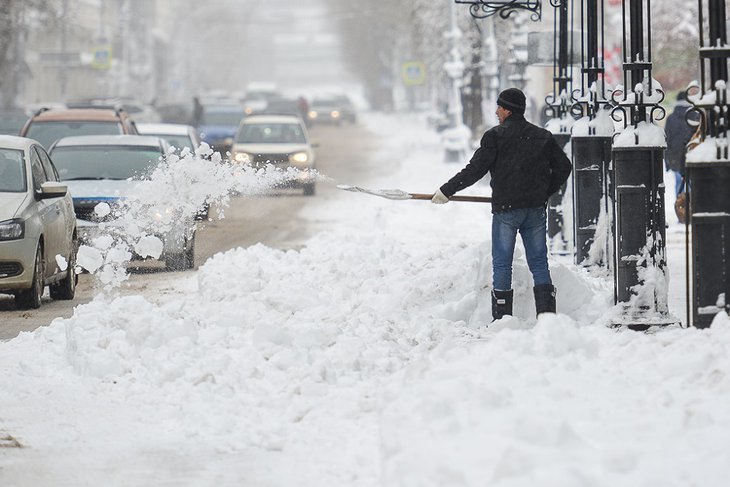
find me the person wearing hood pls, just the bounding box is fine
[664,91,697,197]
[431,88,572,321]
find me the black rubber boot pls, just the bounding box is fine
[534,284,556,316]
[492,289,514,321]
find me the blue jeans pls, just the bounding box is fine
[492,207,551,290]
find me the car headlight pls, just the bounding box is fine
[244,106,253,115]
[153,207,174,221]
[289,152,309,164]
[0,219,24,241]
[331,110,341,118]
[234,152,252,164]
[308,111,318,119]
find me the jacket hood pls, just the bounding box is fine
[0,192,30,220]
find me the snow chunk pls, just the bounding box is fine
[76,245,103,273]
[134,235,164,259]
[94,202,111,218]
[55,254,68,272]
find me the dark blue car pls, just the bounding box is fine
[197,105,245,153]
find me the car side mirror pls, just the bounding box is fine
[311,141,320,148]
[39,181,68,199]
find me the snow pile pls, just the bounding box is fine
[613,121,667,148]
[1,112,728,486]
[545,115,574,135]
[381,316,730,487]
[686,136,729,162]
[614,77,665,106]
[571,107,616,137]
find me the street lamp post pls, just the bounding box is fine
[684,0,730,328]
[571,0,614,267]
[442,0,472,163]
[544,0,574,255]
[610,0,673,328]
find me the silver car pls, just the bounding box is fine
[0,135,77,309]
[49,135,196,271]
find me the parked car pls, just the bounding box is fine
[19,107,139,149]
[136,123,201,153]
[196,104,245,153]
[231,114,317,195]
[48,135,196,271]
[0,135,77,309]
[307,98,343,126]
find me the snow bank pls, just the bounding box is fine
[1,112,727,486]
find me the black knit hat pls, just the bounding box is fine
[497,88,526,114]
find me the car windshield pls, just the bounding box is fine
[50,146,162,181]
[0,149,26,192]
[312,99,336,108]
[146,134,194,151]
[26,121,122,148]
[236,123,305,144]
[201,110,243,126]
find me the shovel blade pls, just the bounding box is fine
[337,185,413,200]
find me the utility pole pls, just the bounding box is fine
[442,0,471,163]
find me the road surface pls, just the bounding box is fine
[0,121,378,340]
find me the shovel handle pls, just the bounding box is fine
[410,193,492,203]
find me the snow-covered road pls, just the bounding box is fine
[1,112,728,487]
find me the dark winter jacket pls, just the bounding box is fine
[440,114,572,213]
[664,101,697,175]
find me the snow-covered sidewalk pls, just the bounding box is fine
[1,113,728,487]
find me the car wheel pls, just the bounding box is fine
[185,232,196,269]
[303,183,316,196]
[165,232,195,271]
[15,244,44,309]
[50,240,77,300]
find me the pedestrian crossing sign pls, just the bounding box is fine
[91,45,112,70]
[402,61,426,86]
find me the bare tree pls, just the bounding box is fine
[651,0,699,94]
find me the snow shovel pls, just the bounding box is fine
[337,185,492,203]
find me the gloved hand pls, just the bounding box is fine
[431,189,450,204]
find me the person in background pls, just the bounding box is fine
[664,91,697,197]
[431,88,572,321]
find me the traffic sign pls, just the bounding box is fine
[402,61,426,86]
[91,45,112,70]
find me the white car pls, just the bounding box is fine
[49,135,197,270]
[136,123,201,153]
[231,114,317,195]
[0,135,77,309]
